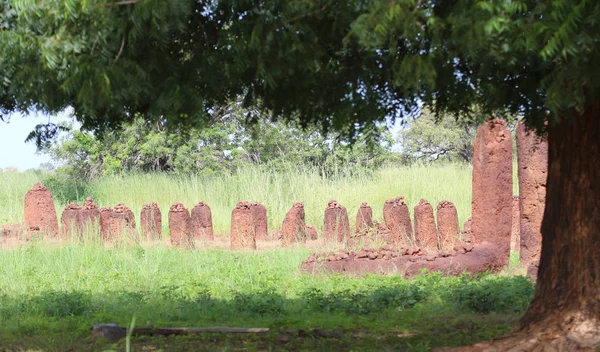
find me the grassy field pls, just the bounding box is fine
[0,240,533,351]
[0,164,529,351]
[0,163,493,235]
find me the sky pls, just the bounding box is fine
[0,110,74,171]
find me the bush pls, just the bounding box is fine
[449,276,535,314]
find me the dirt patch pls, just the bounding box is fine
[436,200,459,252]
[231,201,256,250]
[281,202,306,246]
[251,202,268,241]
[141,202,162,240]
[414,199,438,251]
[169,203,194,249]
[60,202,80,238]
[383,197,414,247]
[355,202,374,233]
[516,122,548,268]
[472,119,513,267]
[301,242,501,278]
[190,201,213,241]
[78,197,100,234]
[323,200,350,243]
[24,183,59,238]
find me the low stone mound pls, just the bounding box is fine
[305,225,319,240]
[301,242,501,278]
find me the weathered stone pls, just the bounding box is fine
[61,202,80,238]
[24,183,59,237]
[305,225,318,240]
[460,217,473,243]
[168,202,194,249]
[251,202,268,241]
[355,202,374,232]
[78,197,100,234]
[140,202,162,240]
[414,199,438,250]
[99,207,112,240]
[108,203,137,241]
[511,195,520,254]
[516,122,548,268]
[472,119,513,267]
[436,200,459,252]
[383,197,414,247]
[190,201,213,241]
[231,201,256,250]
[323,200,350,243]
[281,202,306,246]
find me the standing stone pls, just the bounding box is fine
[281,202,306,246]
[414,199,438,250]
[169,203,194,249]
[516,123,548,269]
[24,183,59,237]
[99,207,112,240]
[460,217,473,243]
[78,197,101,235]
[190,201,213,241]
[252,202,268,240]
[231,201,256,250]
[140,202,162,240]
[109,203,137,241]
[323,200,350,243]
[383,197,414,247]
[61,202,80,238]
[436,200,459,252]
[472,119,513,266]
[511,196,520,254]
[355,202,374,233]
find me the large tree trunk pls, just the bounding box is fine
[439,101,600,351]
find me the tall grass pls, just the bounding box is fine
[1,164,482,235]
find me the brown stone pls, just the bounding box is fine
[107,203,137,241]
[61,202,80,238]
[436,200,459,252]
[414,199,438,250]
[305,225,318,240]
[281,202,306,246]
[355,202,374,233]
[230,201,256,250]
[168,203,193,249]
[190,201,213,241]
[78,197,100,234]
[323,200,350,243]
[383,197,414,247]
[511,195,520,254]
[1,224,24,238]
[472,119,513,267]
[24,183,59,237]
[140,202,162,240]
[100,207,112,240]
[251,202,268,240]
[516,122,548,268]
[460,217,473,243]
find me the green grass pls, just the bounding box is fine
[2,163,478,235]
[0,241,534,351]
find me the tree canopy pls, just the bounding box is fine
[2,0,598,143]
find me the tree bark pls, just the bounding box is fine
[513,100,600,348]
[438,101,600,351]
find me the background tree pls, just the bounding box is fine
[1,0,599,349]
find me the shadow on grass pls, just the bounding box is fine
[0,273,534,351]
